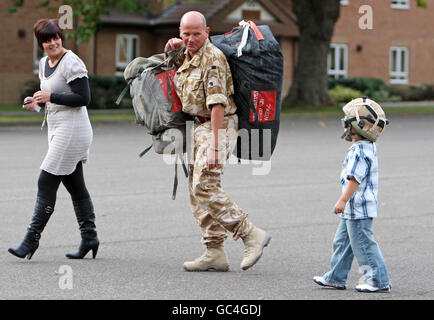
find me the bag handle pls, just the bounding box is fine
[116,45,185,105]
[246,20,264,41]
[237,20,264,57]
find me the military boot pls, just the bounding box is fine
[184,247,229,272]
[240,226,271,270]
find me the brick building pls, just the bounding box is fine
[0,0,433,105]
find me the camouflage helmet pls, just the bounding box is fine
[342,97,389,142]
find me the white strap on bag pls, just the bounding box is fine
[237,20,250,57]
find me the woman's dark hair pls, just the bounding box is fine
[34,19,64,50]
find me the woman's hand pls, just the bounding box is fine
[22,97,36,111]
[33,91,51,104]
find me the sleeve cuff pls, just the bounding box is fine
[66,73,88,84]
[346,174,363,184]
[206,94,228,110]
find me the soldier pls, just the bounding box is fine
[164,11,271,272]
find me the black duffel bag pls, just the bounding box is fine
[211,20,283,161]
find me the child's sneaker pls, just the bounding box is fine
[313,276,346,290]
[355,283,391,293]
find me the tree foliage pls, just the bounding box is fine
[6,0,148,43]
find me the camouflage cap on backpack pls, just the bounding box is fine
[123,54,166,82]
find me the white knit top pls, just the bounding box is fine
[38,50,93,176]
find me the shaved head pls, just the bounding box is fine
[180,11,207,31]
[179,11,210,56]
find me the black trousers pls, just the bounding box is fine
[37,161,90,203]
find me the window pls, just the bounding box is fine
[390,47,409,84]
[115,34,139,76]
[242,10,261,20]
[328,44,348,79]
[391,0,409,9]
[340,0,349,5]
[33,36,46,75]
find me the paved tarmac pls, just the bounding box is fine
[0,113,433,300]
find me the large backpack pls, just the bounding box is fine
[116,47,191,199]
[211,21,283,161]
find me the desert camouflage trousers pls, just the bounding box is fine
[188,114,253,248]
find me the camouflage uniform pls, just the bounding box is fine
[174,38,253,248]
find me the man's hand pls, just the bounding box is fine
[164,38,183,53]
[206,148,221,170]
[33,91,51,104]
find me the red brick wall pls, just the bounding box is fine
[333,0,434,84]
[0,0,93,104]
[1,0,433,105]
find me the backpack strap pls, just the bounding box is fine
[139,143,153,157]
[115,79,133,106]
[172,153,189,200]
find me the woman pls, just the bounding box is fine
[8,19,99,260]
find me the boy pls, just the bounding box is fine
[313,97,391,293]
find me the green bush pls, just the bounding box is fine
[88,75,132,109]
[329,77,386,95]
[328,77,401,102]
[20,76,132,109]
[21,80,40,102]
[388,83,434,101]
[328,85,363,103]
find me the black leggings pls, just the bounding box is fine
[37,162,90,204]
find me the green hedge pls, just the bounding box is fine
[388,83,434,101]
[329,77,434,102]
[328,77,400,102]
[21,75,132,109]
[328,85,363,103]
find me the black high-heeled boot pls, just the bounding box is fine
[66,198,99,259]
[8,197,55,260]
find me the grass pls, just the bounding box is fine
[1,105,434,125]
[0,105,22,112]
[281,105,434,116]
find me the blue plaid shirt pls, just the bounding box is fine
[340,141,378,220]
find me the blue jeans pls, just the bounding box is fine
[323,218,390,288]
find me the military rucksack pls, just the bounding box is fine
[116,47,191,199]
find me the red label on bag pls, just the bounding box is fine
[156,69,182,113]
[249,91,276,123]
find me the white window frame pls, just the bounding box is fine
[390,46,409,84]
[391,0,410,9]
[33,36,47,75]
[328,43,348,79]
[340,0,349,6]
[115,34,140,76]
